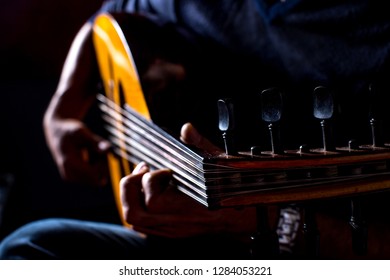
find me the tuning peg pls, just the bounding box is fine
[261,88,284,154]
[313,86,336,151]
[298,144,311,154]
[368,83,385,147]
[349,198,368,255]
[348,139,360,150]
[217,98,237,156]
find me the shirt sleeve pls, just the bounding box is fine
[96,0,177,23]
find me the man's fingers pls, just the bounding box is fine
[180,123,222,155]
[141,169,173,211]
[132,161,150,175]
[120,162,149,224]
[75,125,111,154]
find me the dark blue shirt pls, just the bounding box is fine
[97,0,390,148]
[99,0,390,83]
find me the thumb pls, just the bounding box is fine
[180,123,222,155]
[89,133,111,154]
[76,125,111,154]
[96,139,111,153]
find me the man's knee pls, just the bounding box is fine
[0,218,68,259]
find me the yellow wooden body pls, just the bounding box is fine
[93,13,150,225]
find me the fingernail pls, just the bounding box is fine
[98,141,111,151]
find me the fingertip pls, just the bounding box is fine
[119,162,149,190]
[180,122,200,145]
[98,140,111,152]
[141,168,173,191]
[133,161,149,174]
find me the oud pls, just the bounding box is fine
[92,12,390,229]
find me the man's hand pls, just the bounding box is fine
[42,22,111,187]
[120,123,256,240]
[45,118,111,186]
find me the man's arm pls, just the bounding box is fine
[43,22,111,186]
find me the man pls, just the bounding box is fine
[1,0,390,259]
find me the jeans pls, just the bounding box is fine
[0,218,251,259]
